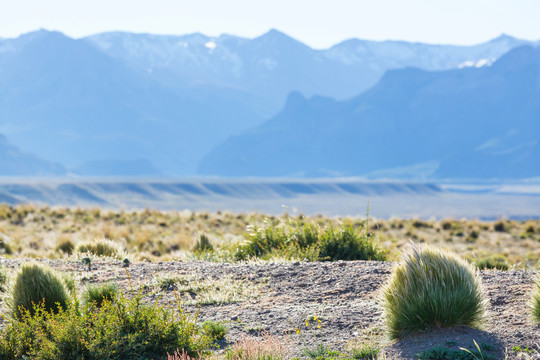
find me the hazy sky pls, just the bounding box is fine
[2,0,539,48]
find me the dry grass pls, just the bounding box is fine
[225,332,291,360]
[0,204,538,266]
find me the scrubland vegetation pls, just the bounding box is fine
[0,204,537,359]
[0,204,538,267]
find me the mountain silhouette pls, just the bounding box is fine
[0,29,536,176]
[0,134,65,176]
[199,46,540,179]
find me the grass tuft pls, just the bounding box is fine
[201,320,228,340]
[7,263,70,319]
[532,275,540,323]
[381,243,486,339]
[475,255,509,270]
[76,237,124,258]
[55,237,75,255]
[192,233,214,253]
[83,282,118,307]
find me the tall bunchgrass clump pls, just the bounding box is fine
[234,219,386,262]
[8,263,70,319]
[381,243,486,339]
[76,237,124,258]
[532,275,540,322]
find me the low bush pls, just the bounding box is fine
[0,284,211,359]
[83,282,118,307]
[381,244,486,339]
[76,237,123,258]
[233,220,386,262]
[318,224,384,261]
[532,275,540,322]
[7,263,70,319]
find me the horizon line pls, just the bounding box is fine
[2,27,538,50]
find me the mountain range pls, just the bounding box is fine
[199,45,540,179]
[0,29,538,178]
[0,134,65,176]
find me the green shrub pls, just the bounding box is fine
[83,282,118,307]
[318,224,385,261]
[76,237,123,258]
[234,220,386,262]
[192,234,214,253]
[234,223,288,260]
[0,285,211,359]
[381,244,486,339]
[8,263,70,319]
[202,320,228,340]
[532,275,540,322]
[475,255,509,270]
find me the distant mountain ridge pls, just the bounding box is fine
[0,29,537,177]
[199,45,540,179]
[0,134,65,176]
[0,30,265,175]
[85,30,534,112]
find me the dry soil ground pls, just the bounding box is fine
[0,258,537,359]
